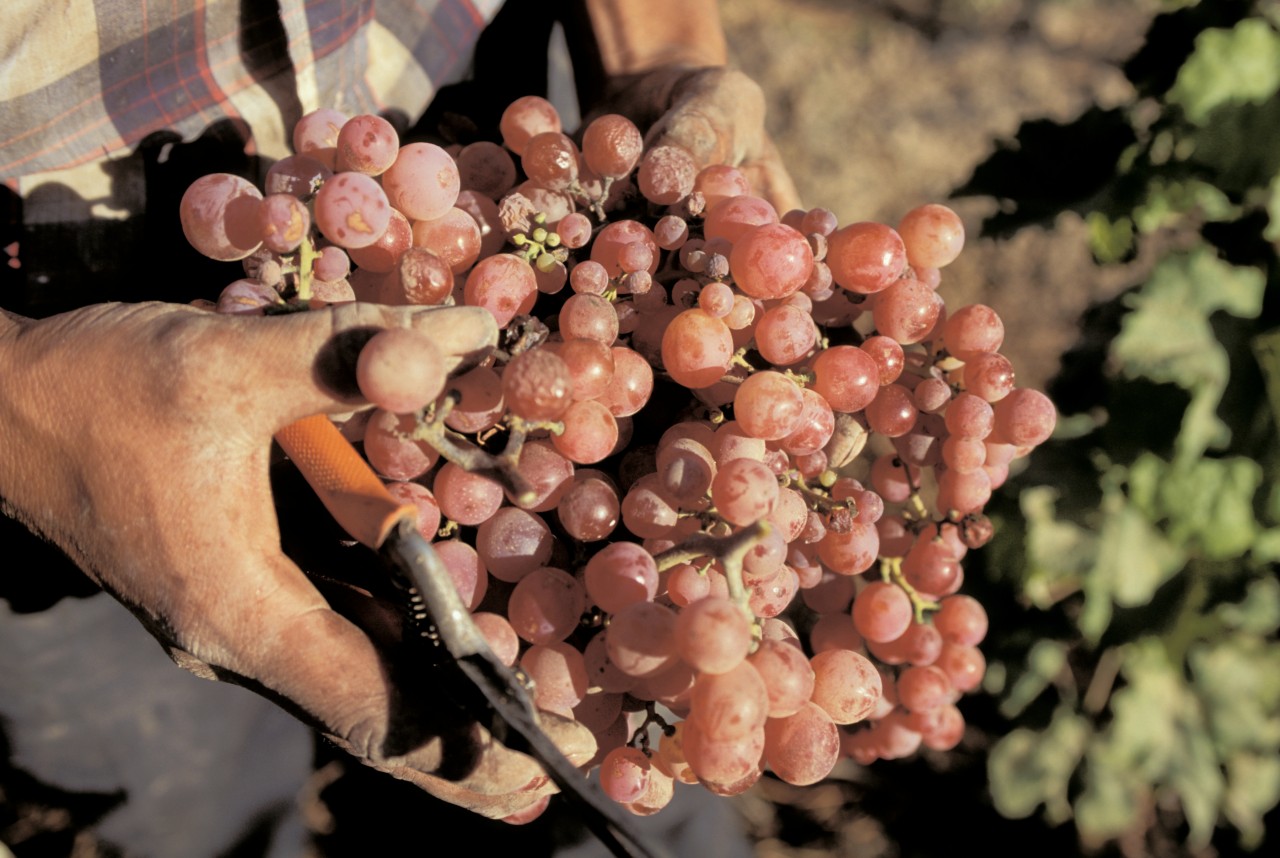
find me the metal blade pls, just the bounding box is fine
[380,519,672,858]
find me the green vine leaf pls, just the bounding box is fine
[1132,176,1239,233]
[1214,577,1280,636]
[1224,751,1280,849]
[1252,327,1280,431]
[1167,18,1280,124]
[1086,211,1136,263]
[1079,641,1226,847]
[1185,97,1280,193]
[1264,172,1280,241]
[1156,456,1263,559]
[988,706,1090,825]
[1252,528,1280,563]
[999,639,1070,719]
[1190,635,1280,756]
[1110,246,1265,461]
[1080,488,1186,641]
[1019,486,1098,609]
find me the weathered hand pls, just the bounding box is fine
[0,301,594,819]
[594,66,802,213]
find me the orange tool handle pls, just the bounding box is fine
[274,414,415,549]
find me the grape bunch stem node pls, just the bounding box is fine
[783,472,855,519]
[409,400,538,506]
[627,703,671,754]
[653,520,771,621]
[782,368,814,387]
[881,556,940,625]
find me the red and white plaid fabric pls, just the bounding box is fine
[0,0,499,181]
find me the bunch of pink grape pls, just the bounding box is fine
[179,94,1056,817]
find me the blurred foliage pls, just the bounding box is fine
[957,0,1280,852]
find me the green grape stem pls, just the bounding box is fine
[296,235,319,302]
[881,556,940,625]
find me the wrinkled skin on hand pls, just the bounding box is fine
[594,66,803,214]
[0,301,594,819]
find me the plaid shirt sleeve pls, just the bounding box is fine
[0,0,499,182]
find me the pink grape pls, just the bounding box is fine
[180,173,263,261]
[381,142,460,221]
[710,458,779,527]
[411,207,482,274]
[355,327,445,414]
[637,145,696,205]
[733,370,805,441]
[313,171,392,249]
[292,107,347,167]
[897,203,965,268]
[694,165,752,209]
[755,304,817,366]
[551,399,618,464]
[463,253,537,327]
[557,473,621,542]
[674,596,753,675]
[508,567,586,645]
[335,113,399,175]
[347,208,411,273]
[689,661,769,741]
[522,131,579,190]
[809,649,881,724]
[456,140,517,200]
[811,345,880,413]
[872,276,942,344]
[499,95,561,156]
[599,746,651,804]
[764,702,840,786]
[433,461,504,526]
[475,507,554,583]
[962,351,1016,402]
[942,304,1004,361]
[434,540,487,611]
[581,114,644,178]
[993,387,1057,446]
[729,223,815,300]
[661,309,735,389]
[704,195,778,243]
[852,581,913,643]
[826,221,908,294]
[265,154,331,199]
[257,193,310,253]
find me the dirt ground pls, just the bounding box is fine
[722,0,1162,391]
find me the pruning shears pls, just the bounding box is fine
[275,414,670,858]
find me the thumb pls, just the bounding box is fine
[230,302,498,429]
[179,550,593,814]
[645,69,802,213]
[204,557,596,815]
[645,68,766,169]
[738,133,803,215]
[386,710,600,819]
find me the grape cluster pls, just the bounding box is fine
[179,95,1055,817]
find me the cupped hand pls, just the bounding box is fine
[593,66,802,214]
[0,301,594,818]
